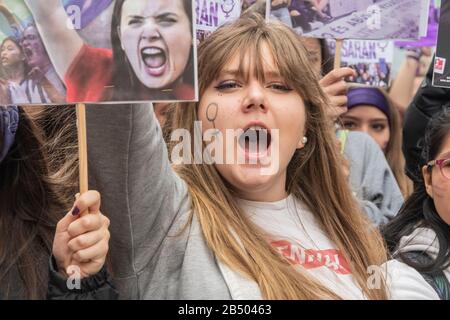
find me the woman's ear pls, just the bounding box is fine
[297,136,308,149]
[422,165,433,198]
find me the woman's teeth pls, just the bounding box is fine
[141,47,166,68]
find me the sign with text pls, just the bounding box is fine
[0,0,198,105]
[269,0,429,40]
[433,0,450,88]
[196,0,243,42]
[328,39,394,87]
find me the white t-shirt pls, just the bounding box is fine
[8,80,51,104]
[216,194,439,300]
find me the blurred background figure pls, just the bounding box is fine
[21,24,66,99]
[384,108,450,300]
[390,47,433,117]
[341,86,413,198]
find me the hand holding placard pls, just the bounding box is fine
[52,191,110,279]
[320,67,356,121]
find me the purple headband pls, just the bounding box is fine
[347,87,390,122]
[0,106,19,163]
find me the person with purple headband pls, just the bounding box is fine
[298,36,404,226]
[340,86,413,198]
[344,87,392,150]
[0,105,116,300]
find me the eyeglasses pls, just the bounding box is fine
[427,158,450,180]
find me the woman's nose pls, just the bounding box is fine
[241,82,267,113]
[360,125,370,134]
[141,21,162,41]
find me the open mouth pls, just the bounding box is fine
[141,47,167,77]
[238,125,272,162]
[24,47,33,59]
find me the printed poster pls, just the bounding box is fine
[196,0,243,42]
[433,0,450,88]
[268,0,429,40]
[328,39,394,87]
[0,0,198,105]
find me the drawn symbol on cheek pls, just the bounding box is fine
[206,102,220,136]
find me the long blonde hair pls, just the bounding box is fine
[167,13,388,300]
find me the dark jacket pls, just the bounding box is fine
[403,57,450,182]
[1,256,118,300]
[47,256,119,300]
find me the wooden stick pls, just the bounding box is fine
[76,103,88,194]
[334,39,344,70]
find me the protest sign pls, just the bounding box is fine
[196,0,243,42]
[433,0,450,88]
[328,39,394,87]
[269,0,428,40]
[396,0,439,48]
[0,0,198,105]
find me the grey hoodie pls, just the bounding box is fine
[397,227,450,283]
[343,132,404,226]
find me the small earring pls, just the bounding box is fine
[302,136,308,145]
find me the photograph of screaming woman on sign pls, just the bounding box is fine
[0,0,197,105]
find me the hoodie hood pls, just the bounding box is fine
[397,227,449,282]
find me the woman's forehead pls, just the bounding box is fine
[218,44,280,78]
[346,105,388,120]
[2,40,17,48]
[122,0,184,16]
[437,134,450,158]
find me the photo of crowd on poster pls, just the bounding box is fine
[269,0,427,40]
[328,39,394,87]
[0,0,197,105]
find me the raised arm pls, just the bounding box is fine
[389,56,420,115]
[24,0,84,80]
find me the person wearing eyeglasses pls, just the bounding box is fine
[383,108,450,300]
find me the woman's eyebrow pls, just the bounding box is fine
[126,15,145,20]
[220,69,241,77]
[370,118,389,122]
[264,71,282,78]
[155,12,178,19]
[341,116,360,122]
